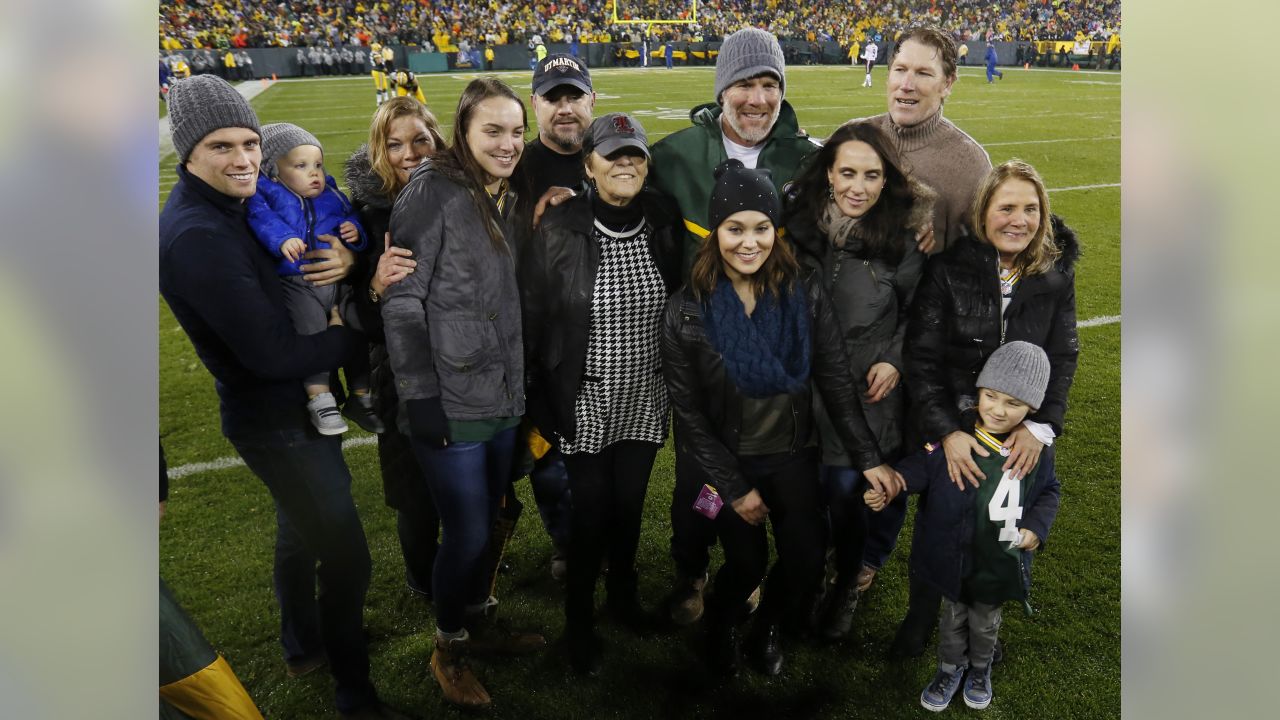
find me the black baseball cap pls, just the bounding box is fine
[532,54,592,96]
[583,113,650,159]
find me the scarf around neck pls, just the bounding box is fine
[818,199,865,251]
[703,276,812,398]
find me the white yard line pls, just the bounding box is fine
[166,313,1121,479]
[983,135,1118,147]
[1048,183,1121,192]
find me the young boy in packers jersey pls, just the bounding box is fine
[865,341,1061,713]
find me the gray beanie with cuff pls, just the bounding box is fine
[260,122,323,178]
[168,75,261,163]
[714,28,787,103]
[976,341,1051,410]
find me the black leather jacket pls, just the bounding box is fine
[906,215,1080,440]
[661,272,883,504]
[519,189,683,444]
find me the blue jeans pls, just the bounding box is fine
[820,465,871,580]
[232,429,376,713]
[530,447,572,551]
[411,427,517,633]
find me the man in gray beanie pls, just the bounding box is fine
[159,75,412,720]
[648,26,819,627]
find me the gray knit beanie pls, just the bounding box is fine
[168,75,261,162]
[976,341,1051,410]
[260,122,323,178]
[714,28,786,103]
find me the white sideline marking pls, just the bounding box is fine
[166,314,1121,480]
[1048,183,1120,192]
[983,135,1118,147]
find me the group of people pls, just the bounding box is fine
[160,23,1079,719]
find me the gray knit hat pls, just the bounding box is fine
[714,28,786,103]
[260,122,323,178]
[976,341,1051,410]
[168,75,261,162]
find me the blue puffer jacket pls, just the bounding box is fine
[246,173,367,276]
[896,442,1061,605]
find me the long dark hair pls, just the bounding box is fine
[785,121,915,262]
[434,77,530,249]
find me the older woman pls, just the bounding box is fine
[381,78,543,710]
[784,120,932,639]
[519,113,682,676]
[895,159,1079,656]
[345,96,446,603]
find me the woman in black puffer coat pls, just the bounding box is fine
[891,159,1080,657]
[345,97,446,601]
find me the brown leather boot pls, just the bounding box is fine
[430,634,491,710]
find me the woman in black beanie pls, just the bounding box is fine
[661,159,904,678]
[520,113,683,676]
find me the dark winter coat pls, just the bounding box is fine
[381,158,525,421]
[906,216,1080,439]
[896,443,1061,604]
[661,271,883,504]
[520,189,683,444]
[789,181,935,464]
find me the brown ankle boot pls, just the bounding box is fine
[430,635,491,709]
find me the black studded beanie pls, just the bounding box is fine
[714,27,786,103]
[168,75,261,163]
[976,341,1051,410]
[708,158,781,233]
[260,122,323,178]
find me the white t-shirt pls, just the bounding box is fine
[722,130,764,169]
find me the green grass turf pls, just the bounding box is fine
[159,65,1119,718]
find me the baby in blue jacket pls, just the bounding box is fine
[247,122,382,435]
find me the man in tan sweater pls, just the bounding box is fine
[859,26,992,255]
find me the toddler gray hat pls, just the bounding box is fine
[714,27,786,103]
[168,75,261,162]
[976,341,1051,410]
[260,122,323,177]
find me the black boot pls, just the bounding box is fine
[888,578,940,658]
[604,593,659,636]
[706,612,741,679]
[566,622,602,677]
[818,579,860,640]
[746,618,783,676]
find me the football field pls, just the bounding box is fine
[159,64,1120,718]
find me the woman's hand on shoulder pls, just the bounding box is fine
[942,430,987,490]
[1001,423,1045,480]
[532,186,577,228]
[372,231,416,296]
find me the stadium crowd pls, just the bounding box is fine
[160,0,1121,52]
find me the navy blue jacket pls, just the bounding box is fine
[246,173,366,276]
[896,442,1061,604]
[160,165,358,440]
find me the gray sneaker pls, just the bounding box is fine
[963,664,993,710]
[343,393,386,434]
[920,664,967,712]
[307,392,349,435]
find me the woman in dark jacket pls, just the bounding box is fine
[381,78,543,710]
[893,158,1080,656]
[345,96,446,604]
[520,113,682,676]
[662,159,903,678]
[785,121,932,638]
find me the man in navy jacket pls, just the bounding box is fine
[159,75,410,720]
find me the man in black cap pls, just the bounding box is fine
[524,53,596,199]
[159,75,412,720]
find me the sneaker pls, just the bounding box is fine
[963,664,993,710]
[670,572,708,626]
[920,664,967,712]
[343,393,386,434]
[307,392,349,435]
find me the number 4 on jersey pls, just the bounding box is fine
[988,471,1024,544]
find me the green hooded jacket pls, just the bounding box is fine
[649,100,820,276]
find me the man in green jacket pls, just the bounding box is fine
[650,26,820,276]
[649,27,820,627]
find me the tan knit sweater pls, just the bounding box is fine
[863,110,991,254]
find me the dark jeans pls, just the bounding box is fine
[707,449,824,629]
[377,427,439,595]
[670,441,719,580]
[530,447,572,551]
[863,488,909,570]
[562,441,660,626]
[821,465,870,580]
[410,427,517,633]
[232,429,376,713]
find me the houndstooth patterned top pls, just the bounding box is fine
[558,218,670,455]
